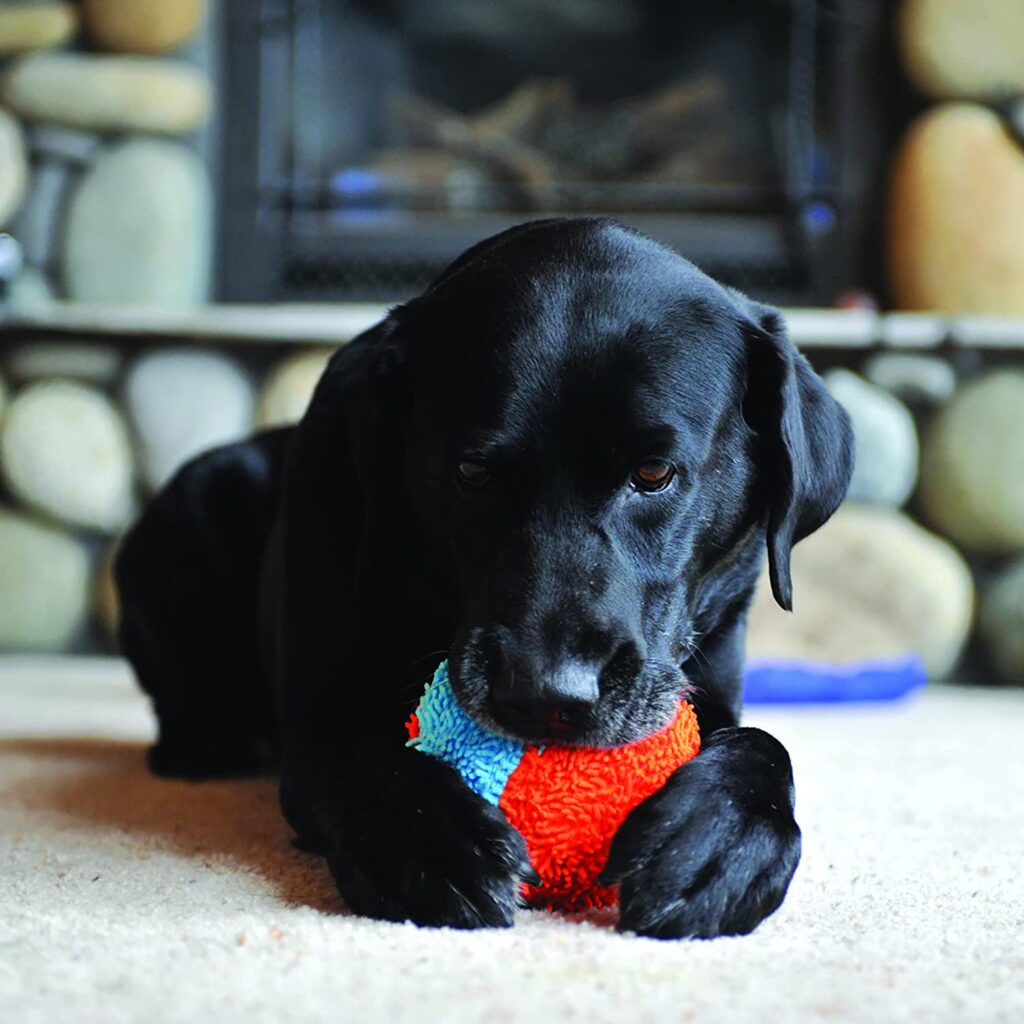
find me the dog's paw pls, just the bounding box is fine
[600,727,801,939]
[327,748,537,929]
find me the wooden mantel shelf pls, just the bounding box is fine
[3,302,1024,350]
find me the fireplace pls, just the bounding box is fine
[216,0,889,305]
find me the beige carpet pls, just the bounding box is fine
[1,657,1022,1024]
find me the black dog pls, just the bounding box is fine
[116,218,853,939]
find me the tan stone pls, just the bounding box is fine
[257,349,334,428]
[83,0,203,55]
[746,504,974,678]
[0,3,76,55]
[899,0,1024,98]
[888,103,1024,314]
[0,108,27,226]
[93,537,121,643]
[918,369,1024,556]
[2,52,211,135]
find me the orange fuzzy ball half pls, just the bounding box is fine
[406,662,701,912]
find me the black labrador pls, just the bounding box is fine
[116,218,853,939]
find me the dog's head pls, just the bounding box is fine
[351,219,852,746]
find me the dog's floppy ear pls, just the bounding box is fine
[740,303,853,611]
[304,305,417,510]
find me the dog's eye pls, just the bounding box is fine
[631,459,675,492]
[457,460,492,489]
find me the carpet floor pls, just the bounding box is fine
[0,657,1021,1024]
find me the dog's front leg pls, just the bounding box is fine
[600,616,801,939]
[280,724,537,928]
[270,456,536,929]
[600,725,800,938]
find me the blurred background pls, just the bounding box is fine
[0,0,1023,695]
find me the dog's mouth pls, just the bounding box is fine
[450,661,688,750]
[484,696,596,745]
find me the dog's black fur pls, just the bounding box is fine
[116,218,853,939]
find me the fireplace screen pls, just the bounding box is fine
[218,0,886,304]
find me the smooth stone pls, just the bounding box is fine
[0,507,90,652]
[8,265,55,312]
[1010,97,1024,143]
[899,0,1024,98]
[10,159,70,269]
[63,139,211,307]
[257,348,333,427]
[2,52,211,134]
[0,3,77,55]
[93,538,120,643]
[862,352,957,406]
[888,103,1024,314]
[83,0,203,54]
[0,380,135,533]
[918,369,1024,556]
[28,124,101,165]
[0,231,23,286]
[979,559,1024,685]
[747,503,974,678]
[124,349,254,491]
[4,341,122,385]
[0,107,28,226]
[824,369,918,508]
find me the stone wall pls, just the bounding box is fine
[0,0,1023,689]
[3,325,1024,692]
[0,338,332,652]
[0,0,215,310]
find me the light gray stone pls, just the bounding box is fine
[0,506,90,652]
[862,352,957,406]
[63,139,211,307]
[0,380,135,533]
[8,266,55,312]
[0,231,23,285]
[28,124,101,165]
[124,348,254,491]
[257,348,333,428]
[824,369,919,508]
[0,107,28,226]
[979,559,1024,685]
[4,341,122,385]
[747,503,974,678]
[2,52,212,134]
[10,159,71,269]
[919,369,1024,555]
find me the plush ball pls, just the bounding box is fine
[406,661,701,911]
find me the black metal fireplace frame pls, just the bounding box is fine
[216,0,890,306]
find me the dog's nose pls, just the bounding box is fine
[492,661,600,736]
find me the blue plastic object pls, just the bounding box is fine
[742,656,928,704]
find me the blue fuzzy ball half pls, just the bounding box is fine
[406,661,524,806]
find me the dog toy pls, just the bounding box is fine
[406,661,701,911]
[743,656,928,703]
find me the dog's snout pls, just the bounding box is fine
[491,658,602,737]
